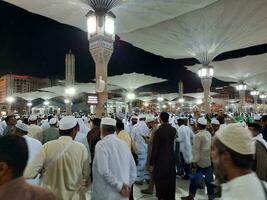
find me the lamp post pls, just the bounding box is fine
[259,93,266,112]
[126,92,135,113]
[43,101,50,115]
[65,87,76,115]
[6,96,15,114]
[86,5,116,117]
[250,89,259,112]
[27,102,32,115]
[198,65,214,113]
[235,82,247,112]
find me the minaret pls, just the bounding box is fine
[65,49,75,86]
[65,50,75,115]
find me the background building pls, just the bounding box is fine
[0,74,55,113]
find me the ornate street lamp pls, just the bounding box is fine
[86,1,117,117]
[250,89,259,112]
[198,65,214,113]
[27,102,33,115]
[235,82,247,112]
[6,96,15,114]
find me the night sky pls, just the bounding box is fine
[1,1,267,93]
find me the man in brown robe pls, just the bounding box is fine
[0,135,55,200]
[151,112,176,200]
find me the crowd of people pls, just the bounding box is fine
[0,111,266,200]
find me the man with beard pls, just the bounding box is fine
[211,124,267,200]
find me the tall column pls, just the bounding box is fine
[201,78,212,113]
[90,39,113,117]
[239,90,246,112]
[253,95,258,112]
[65,50,75,115]
[7,74,14,114]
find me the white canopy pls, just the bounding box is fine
[120,0,267,63]
[187,53,267,91]
[40,82,120,95]
[107,73,167,91]
[14,91,60,101]
[184,92,217,99]
[5,0,217,34]
[7,0,267,63]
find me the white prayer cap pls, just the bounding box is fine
[215,123,255,155]
[146,115,155,123]
[138,114,146,119]
[59,116,77,130]
[211,119,220,125]
[17,120,22,124]
[101,117,116,127]
[15,123,28,132]
[15,115,20,119]
[131,115,138,120]
[254,114,262,121]
[49,118,57,125]
[116,112,125,121]
[197,117,207,125]
[29,115,37,122]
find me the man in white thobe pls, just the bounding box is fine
[177,118,194,179]
[92,117,137,200]
[28,115,43,143]
[24,116,90,200]
[14,122,42,185]
[131,114,150,184]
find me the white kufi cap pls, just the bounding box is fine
[197,117,207,125]
[215,123,255,155]
[59,116,77,130]
[101,117,116,127]
[49,118,57,125]
[29,115,37,122]
[211,119,220,125]
[145,115,155,123]
[138,114,146,119]
[15,123,28,132]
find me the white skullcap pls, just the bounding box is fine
[146,115,155,123]
[16,120,22,124]
[138,114,146,119]
[215,123,255,155]
[15,115,20,119]
[211,119,220,125]
[116,112,125,121]
[49,118,57,125]
[254,114,262,121]
[15,123,28,132]
[59,116,77,130]
[131,115,138,120]
[197,117,207,125]
[101,117,116,127]
[29,115,37,122]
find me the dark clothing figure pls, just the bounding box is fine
[151,123,176,200]
[87,126,101,160]
[262,126,267,141]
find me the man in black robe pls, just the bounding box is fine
[151,112,176,200]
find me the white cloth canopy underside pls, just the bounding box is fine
[107,72,167,91]
[120,0,267,62]
[187,53,267,91]
[5,0,217,34]
[184,92,217,99]
[14,91,60,101]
